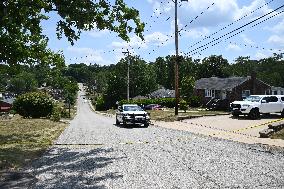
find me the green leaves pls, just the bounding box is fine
[1,0,144,65]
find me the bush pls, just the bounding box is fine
[50,105,61,122]
[95,96,106,111]
[179,99,188,112]
[187,95,202,107]
[13,92,54,118]
[119,98,176,108]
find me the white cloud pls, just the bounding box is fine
[111,32,172,50]
[254,51,269,60]
[269,19,284,34]
[87,29,109,38]
[241,34,255,45]
[234,0,271,21]
[267,35,284,47]
[67,47,113,65]
[227,43,241,51]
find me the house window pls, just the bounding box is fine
[242,90,250,98]
[272,90,278,95]
[205,89,215,98]
[281,91,284,95]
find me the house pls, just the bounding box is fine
[149,88,175,99]
[194,75,271,107]
[271,87,284,95]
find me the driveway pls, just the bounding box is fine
[21,84,284,188]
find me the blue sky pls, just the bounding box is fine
[41,0,284,65]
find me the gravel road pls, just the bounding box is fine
[27,84,284,189]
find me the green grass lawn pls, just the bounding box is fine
[148,108,228,122]
[0,115,67,171]
[104,108,228,122]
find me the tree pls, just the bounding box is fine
[9,72,38,95]
[180,75,195,99]
[1,0,144,65]
[197,55,229,79]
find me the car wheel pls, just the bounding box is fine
[232,112,239,117]
[249,109,260,120]
[143,123,149,128]
[116,117,120,125]
[281,109,284,118]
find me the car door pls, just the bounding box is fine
[259,96,270,113]
[268,96,281,113]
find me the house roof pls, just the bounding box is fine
[149,88,175,98]
[195,77,250,91]
[271,86,284,91]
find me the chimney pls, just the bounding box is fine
[251,71,257,95]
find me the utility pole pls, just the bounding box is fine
[174,0,187,115]
[122,50,130,101]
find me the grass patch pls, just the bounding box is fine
[100,108,228,122]
[148,108,228,122]
[0,115,67,171]
[271,129,284,140]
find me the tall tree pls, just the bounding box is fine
[1,0,145,65]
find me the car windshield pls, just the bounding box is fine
[244,96,261,102]
[124,106,143,111]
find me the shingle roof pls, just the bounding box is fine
[195,77,250,90]
[149,88,175,98]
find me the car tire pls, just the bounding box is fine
[144,123,149,128]
[281,109,284,118]
[232,112,239,117]
[116,117,120,125]
[249,109,260,120]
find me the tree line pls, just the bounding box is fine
[63,53,284,109]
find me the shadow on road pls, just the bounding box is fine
[1,147,124,189]
[113,123,147,129]
[230,114,282,120]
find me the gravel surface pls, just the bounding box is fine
[26,84,284,189]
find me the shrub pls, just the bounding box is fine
[50,105,61,122]
[95,96,106,111]
[187,95,202,107]
[119,98,176,108]
[179,99,188,112]
[13,92,54,118]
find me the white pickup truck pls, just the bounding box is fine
[230,95,284,119]
[116,104,150,127]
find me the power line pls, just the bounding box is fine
[189,0,278,49]
[186,5,284,56]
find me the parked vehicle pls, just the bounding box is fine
[116,104,150,127]
[144,104,162,110]
[230,95,284,119]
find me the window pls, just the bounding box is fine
[270,96,278,102]
[205,89,215,97]
[281,91,284,95]
[272,90,278,95]
[263,96,278,103]
[242,90,250,98]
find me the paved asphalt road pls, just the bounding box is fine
[25,84,284,189]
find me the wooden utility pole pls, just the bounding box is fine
[122,50,130,101]
[174,0,188,115]
[174,0,179,115]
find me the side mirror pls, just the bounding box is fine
[261,100,267,103]
[118,106,122,111]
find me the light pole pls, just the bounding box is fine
[174,0,188,115]
[122,50,130,101]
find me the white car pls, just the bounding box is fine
[116,104,150,127]
[230,95,284,119]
